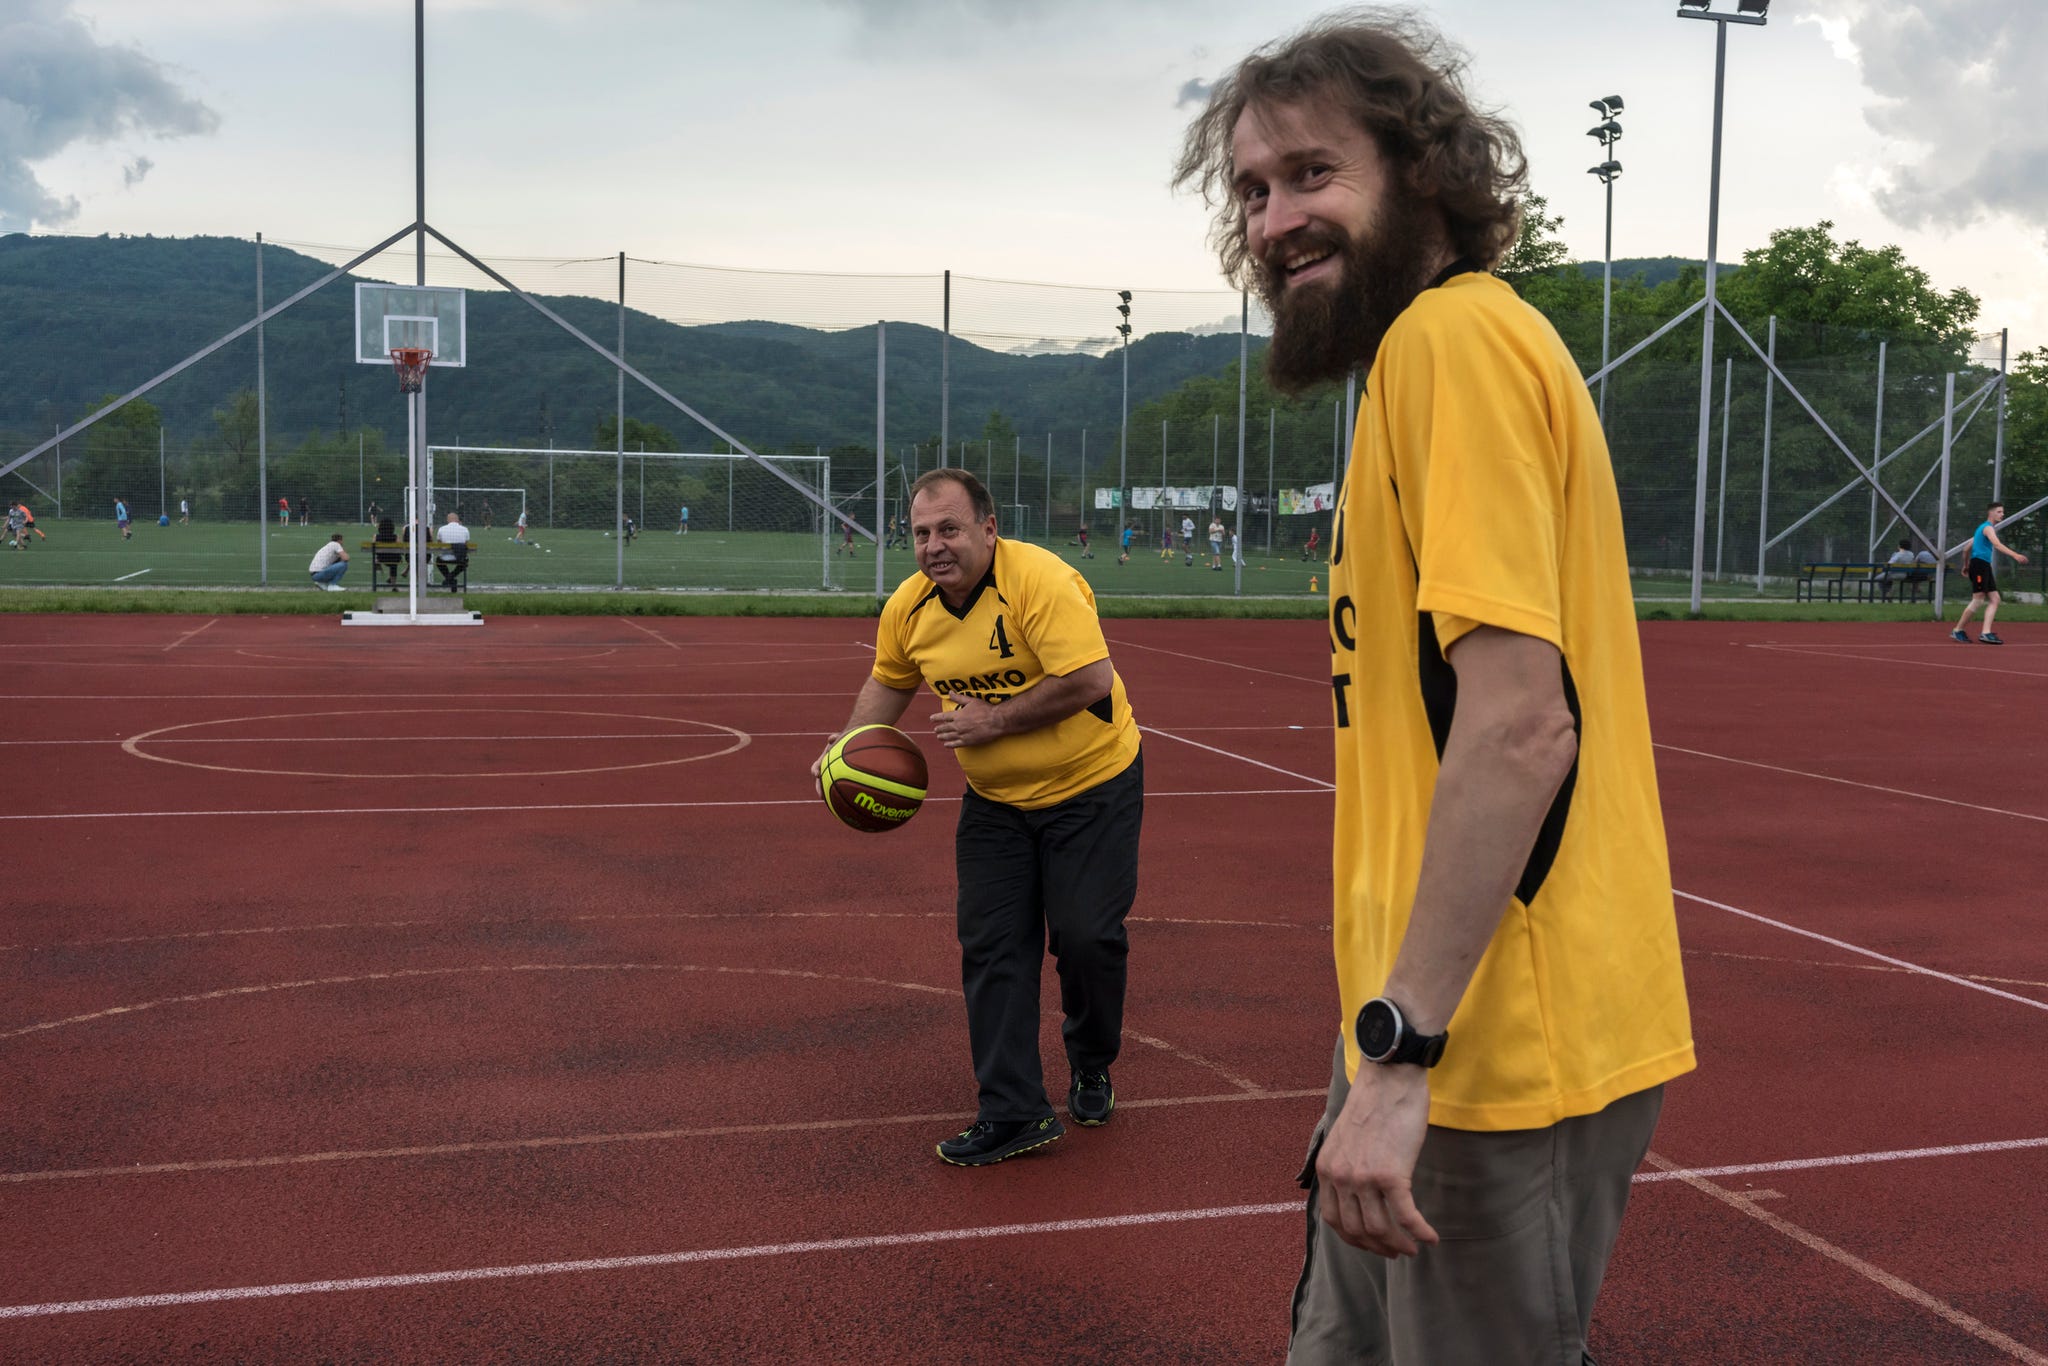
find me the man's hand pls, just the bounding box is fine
[1315,1063,1440,1258]
[932,696,1006,749]
[809,740,835,782]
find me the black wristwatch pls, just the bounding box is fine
[1355,997,1448,1069]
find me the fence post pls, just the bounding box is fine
[257,232,268,585]
[940,271,950,468]
[1756,316,1774,592]
[1992,327,2008,502]
[1235,289,1247,596]
[875,321,886,598]
[1934,372,1955,617]
[1869,340,1887,559]
[616,251,625,590]
[1714,358,1731,580]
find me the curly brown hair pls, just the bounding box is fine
[1173,8,1527,286]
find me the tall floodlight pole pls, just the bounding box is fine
[940,271,951,468]
[1116,291,1132,531]
[256,232,268,585]
[1586,96,1623,426]
[1235,289,1248,594]
[1677,0,1768,614]
[1992,327,2009,502]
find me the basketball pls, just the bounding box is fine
[819,724,928,833]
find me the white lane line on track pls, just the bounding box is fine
[0,1202,1306,1320]
[1635,1135,2048,1185]
[0,1089,1330,1186]
[1641,1151,2048,1365]
[0,724,1330,748]
[0,691,856,700]
[1686,947,2048,993]
[1657,744,2048,825]
[0,787,1329,824]
[1676,890,2048,1015]
[616,616,682,650]
[162,619,217,652]
[1141,725,1334,790]
[1747,642,2048,681]
[110,568,151,582]
[1107,635,1326,685]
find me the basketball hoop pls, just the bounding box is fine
[390,347,433,394]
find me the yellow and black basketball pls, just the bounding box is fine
[819,724,929,833]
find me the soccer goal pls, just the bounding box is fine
[427,486,526,527]
[1001,503,1031,543]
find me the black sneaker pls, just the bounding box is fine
[1952,628,1970,643]
[936,1115,1065,1167]
[1981,632,2005,645]
[1068,1070,1115,1127]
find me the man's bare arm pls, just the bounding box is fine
[810,676,918,778]
[1384,626,1581,1032]
[1987,526,2031,565]
[931,658,1113,749]
[1314,625,1579,1258]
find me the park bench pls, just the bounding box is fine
[361,540,472,593]
[1796,562,1933,604]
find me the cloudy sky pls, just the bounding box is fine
[7,0,2045,351]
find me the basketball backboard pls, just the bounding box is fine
[354,283,467,367]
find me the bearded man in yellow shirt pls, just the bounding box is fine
[1179,14,1694,1363]
[813,469,1143,1167]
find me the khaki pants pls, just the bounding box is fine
[1288,1038,1662,1366]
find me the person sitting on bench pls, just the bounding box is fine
[436,510,470,589]
[1879,539,1917,600]
[374,516,402,587]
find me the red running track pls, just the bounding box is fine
[0,614,2044,1362]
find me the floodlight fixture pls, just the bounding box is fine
[1117,290,1132,304]
[1587,120,1623,144]
[1676,0,1710,9]
[1601,95,1624,112]
[1736,0,1769,13]
[1588,161,1622,181]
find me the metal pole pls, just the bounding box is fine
[616,251,625,589]
[940,271,950,468]
[1934,372,1955,616]
[1211,411,1220,491]
[1119,333,1129,524]
[54,424,61,518]
[1715,359,1732,580]
[876,320,886,596]
[406,391,418,618]
[415,0,425,285]
[1267,407,1276,554]
[158,426,165,518]
[1689,20,1728,616]
[1013,433,1020,524]
[1600,170,1614,425]
[1235,288,1248,596]
[1992,327,2009,502]
[1869,341,1887,558]
[1044,431,1051,545]
[1756,316,1774,592]
[1160,419,1168,542]
[257,232,268,585]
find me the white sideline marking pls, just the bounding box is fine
[1686,947,2048,993]
[1108,635,1325,685]
[0,787,1327,824]
[0,1203,1302,1320]
[1635,1135,2048,1184]
[1658,744,2048,825]
[1676,890,2048,1014]
[0,1089,1328,1186]
[111,568,152,582]
[1142,725,1334,789]
[616,616,681,650]
[0,724,1326,748]
[162,619,217,652]
[1642,1152,2048,1365]
[1748,642,2048,681]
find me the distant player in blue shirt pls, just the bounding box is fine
[114,498,132,540]
[677,504,690,535]
[1118,522,1135,564]
[1952,501,2030,645]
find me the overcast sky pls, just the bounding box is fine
[9,0,2045,353]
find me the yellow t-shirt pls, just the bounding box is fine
[1329,270,1695,1131]
[873,538,1139,809]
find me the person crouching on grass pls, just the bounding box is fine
[1177,13,1693,1362]
[307,533,350,592]
[812,469,1143,1167]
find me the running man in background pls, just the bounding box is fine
[1178,14,1691,1360]
[17,502,44,544]
[1118,521,1135,564]
[811,468,1142,1167]
[514,508,529,544]
[6,502,23,548]
[115,497,132,540]
[1952,502,2030,645]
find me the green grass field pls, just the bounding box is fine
[0,518,1330,598]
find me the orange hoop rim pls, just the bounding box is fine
[390,346,433,393]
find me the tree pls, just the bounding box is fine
[593,415,681,451]
[2003,348,2048,511]
[1496,194,1574,288]
[1719,221,1979,345]
[77,394,165,516]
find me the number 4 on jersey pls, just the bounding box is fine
[988,617,1016,659]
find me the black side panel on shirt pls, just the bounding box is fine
[1415,616,1583,908]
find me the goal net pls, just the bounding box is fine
[427,446,847,590]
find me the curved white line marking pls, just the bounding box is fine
[1657,744,2048,825]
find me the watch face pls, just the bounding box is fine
[1356,1000,1400,1060]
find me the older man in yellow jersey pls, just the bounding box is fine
[813,468,1142,1167]
[1178,14,1694,1363]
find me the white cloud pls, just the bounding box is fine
[0,0,217,229]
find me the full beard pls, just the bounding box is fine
[1256,195,1444,395]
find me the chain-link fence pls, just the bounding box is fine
[1,232,2032,604]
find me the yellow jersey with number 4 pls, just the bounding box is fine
[1329,270,1694,1131]
[873,538,1138,809]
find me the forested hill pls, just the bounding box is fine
[1575,256,1719,289]
[0,233,1248,455]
